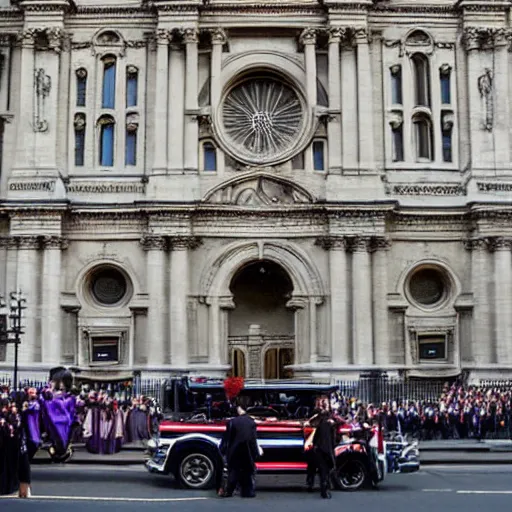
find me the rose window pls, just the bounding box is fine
[221,77,304,163]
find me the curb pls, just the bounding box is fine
[420,459,512,465]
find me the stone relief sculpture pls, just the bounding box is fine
[478,68,493,132]
[33,68,51,132]
[222,77,303,162]
[205,176,312,206]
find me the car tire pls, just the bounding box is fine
[332,457,368,492]
[176,450,217,490]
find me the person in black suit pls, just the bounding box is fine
[219,400,260,498]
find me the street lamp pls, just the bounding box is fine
[0,290,26,393]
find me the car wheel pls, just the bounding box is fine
[177,451,216,490]
[332,458,368,492]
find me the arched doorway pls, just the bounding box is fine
[229,260,295,379]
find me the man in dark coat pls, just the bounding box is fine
[219,402,260,498]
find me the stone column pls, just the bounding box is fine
[207,296,221,366]
[141,236,167,366]
[355,28,374,171]
[168,41,185,171]
[371,237,391,366]
[309,297,319,364]
[317,236,349,366]
[493,33,510,167]
[183,28,199,172]
[152,29,169,173]
[287,297,308,365]
[492,237,512,364]
[210,28,226,110]
[328,28,343,173]
[300,28,317,107]
[14,30,36,170]
[41,236,66,365]
[16,236,41,364]
[350,236,374,365]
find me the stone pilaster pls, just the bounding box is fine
[15,236,41,364]
[355,28,374,171]
[300,28,317,107]
[140,235,168,365]
[168,40,185,171]
[489,236,512,364]
[328,28,343,173]
[316,236,350,366]
[371,236,391,366]
[169,236,201,367]
[153,29,170,173]
[183,28,199,172]
[464,238,492,364]
[40,235,67,365]
[349,236,374,365]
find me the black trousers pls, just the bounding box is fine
[225,467,256,498]
[306,450,332,492]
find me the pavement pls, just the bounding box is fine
[31,439,512,466]
[3,463,512,511]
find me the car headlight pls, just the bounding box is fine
[147,439,159,450]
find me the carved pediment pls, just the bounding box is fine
[203,173,314,206]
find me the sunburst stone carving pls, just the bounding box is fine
[222,78,303,163]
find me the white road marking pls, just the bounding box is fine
[0,496,210,502]
[422,489,453,492]
[457,491,512,495]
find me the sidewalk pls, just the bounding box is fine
[30,440,512,467]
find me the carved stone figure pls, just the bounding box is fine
[478,68,493,131]
[34,68,51,132]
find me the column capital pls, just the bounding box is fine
[328,27,345,44]
[16,29,36,48]
[169,236,202,251]
[370,236,391,252]
[40,235,68,250]
[347,235,373,253]
[463,237,487,251]
[462,26,511,51]
[15,235,42,249]
[315,236,347,251]
[0,236,19,249]
[299,28,317,46]
[46,27,64,54]
[155,28,170,45]
[182,27,199,44]
[210,28,227,45]
[140,235,168,251]
[487,236,512,252]
[353,27,369,44]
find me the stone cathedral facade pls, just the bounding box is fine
[0,0,512,384]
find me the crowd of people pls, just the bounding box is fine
[337,383,512,441]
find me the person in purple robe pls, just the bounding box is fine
[22,388,41,460]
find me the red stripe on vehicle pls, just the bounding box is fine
[160,424,304,434]
[256,462,308,470]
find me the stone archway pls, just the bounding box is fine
[229,260,295,379]
[199,240,325,376]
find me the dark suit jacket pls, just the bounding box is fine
[220,414,259,471]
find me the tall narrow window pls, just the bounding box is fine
[125,115,138,166]
[413,115,433,161]
[440,64,452,105]
[74,114,86,166]
[102,56,116,109]
[390,113,404,162]
[390,65,402,105]
[99,116,115,166]
[203,141,217,171]
[76,68,87,107]
[126,65,138,108]
[441,112,454,163]
[313,140,325,171]
[412,54,431,107]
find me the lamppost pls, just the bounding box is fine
[0,290,26,392]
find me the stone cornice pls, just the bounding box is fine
[15,0,75,13]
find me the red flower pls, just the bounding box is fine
[223,377,244,400]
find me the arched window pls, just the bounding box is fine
[412,54,431,107]
[76,68,87,107]
[98,115,115,166]
[74,114,86,166]
[102,56,116,109]
[202,141,217,171]
[264,347,294,380]
[126,65,138,108]
[413,114,433,162]
[313,140,326,171]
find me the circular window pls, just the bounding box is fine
[408,268,448,306]
[89,267,128,306]
[220,73,305,165]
